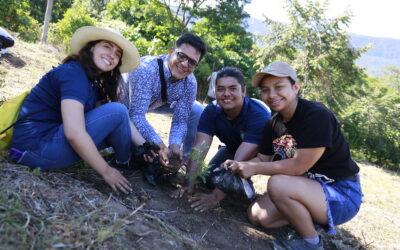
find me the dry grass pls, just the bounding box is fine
[0,38,64,99]
[1,38,400,249]
[336,162,400,249]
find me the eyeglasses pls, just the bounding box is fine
[175,51,199,69]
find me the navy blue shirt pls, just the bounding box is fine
[198,97,271,153]
[12,61,98,149]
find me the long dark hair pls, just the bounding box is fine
[62,40,122,103]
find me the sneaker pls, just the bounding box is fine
[272,236,324,250]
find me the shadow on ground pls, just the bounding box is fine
[0,53,26,68]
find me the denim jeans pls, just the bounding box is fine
[153,100,204,162]
[312,174,363,234]
[12,102,132,170]
[208,146,234,170]
[183,101,204,160]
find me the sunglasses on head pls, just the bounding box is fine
[175,51,198,68]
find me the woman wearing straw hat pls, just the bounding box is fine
[10,26,145,194]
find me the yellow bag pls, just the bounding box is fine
[0,90,30,150]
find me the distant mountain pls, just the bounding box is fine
[244,17,400,76]
[350,34,400,76]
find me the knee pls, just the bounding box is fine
[267,175,291,202]
[247,202,261,225]
[107,102,128,113]
[104,102,129,120]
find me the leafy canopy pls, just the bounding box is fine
[253,0,367,111]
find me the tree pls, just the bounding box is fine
[41,0,54,44]
[340,76,400,170]
[381,66,400,92]
[106,0,181,53]
[253,0,367,111]
[28,0,73,24]
[161,0,207,33]
[191,0,255,98]
[0,0,40,41]
[49,4,97,51]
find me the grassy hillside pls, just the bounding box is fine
[1,38,399,249]
[0,38,64,99]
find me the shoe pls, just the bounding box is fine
[272,236,324,250]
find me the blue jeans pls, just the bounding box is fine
[312,174,363,234]
[12,102,132,170]
[153,101,204,162]
[208,146,234,170]
[183,101,204,160]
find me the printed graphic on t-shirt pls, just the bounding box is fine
[272,134,297,161]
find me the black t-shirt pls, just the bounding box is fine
[259,98,359,179]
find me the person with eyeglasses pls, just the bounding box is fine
[119,33,207,170]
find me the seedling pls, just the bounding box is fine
[186,142,210,192]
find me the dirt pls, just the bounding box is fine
[0,39,366,249]
[0,151,284,249]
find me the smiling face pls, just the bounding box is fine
[215,76,245,119]
[167,43,201,82]
[91,40,122,73]
[259,75,300,121]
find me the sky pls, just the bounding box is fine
[244,0,400,39]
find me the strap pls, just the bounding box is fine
[0,108,46,135]
[157,58,167,104]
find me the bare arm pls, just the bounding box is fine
[186,132,213,175]
[130,121,146,146]
[226,147,325,179]
[61,99,132,193]
[249,152,273,162]
[233,142,259,162]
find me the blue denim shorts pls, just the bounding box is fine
[312,174,363,234]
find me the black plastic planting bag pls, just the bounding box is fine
[207,167,255,199]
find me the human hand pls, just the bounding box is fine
[157,145,169,167]
[188,192,220,212]
[101,166,133,194]
[169,144,183,162]
[222,160,255,179]
[143,148,157,163]
[170,186,188,199]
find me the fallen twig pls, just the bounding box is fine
[200,220,216,241]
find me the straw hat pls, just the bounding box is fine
[71,26,140,73]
